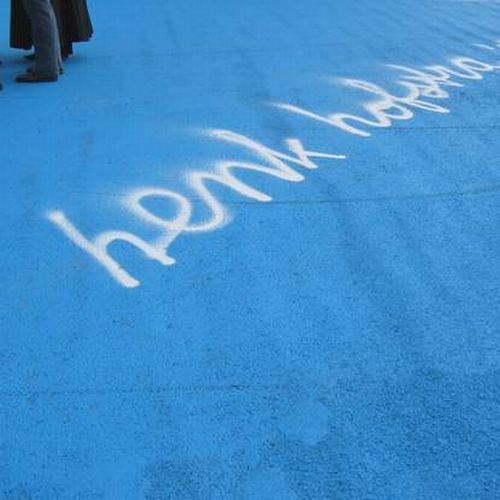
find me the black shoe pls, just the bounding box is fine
[16,72,58,83]
[27,66,64,75]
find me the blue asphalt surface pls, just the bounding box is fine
[2,0,500,498]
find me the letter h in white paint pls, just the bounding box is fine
[46,211,175,288]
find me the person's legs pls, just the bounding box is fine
[61,43,73,60]
[20,0,61,78]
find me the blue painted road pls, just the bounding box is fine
[1,0,500,498]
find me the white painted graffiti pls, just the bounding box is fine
[47,42,500,288]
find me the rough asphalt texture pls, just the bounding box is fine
[1,0,500,498]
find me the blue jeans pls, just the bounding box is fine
[21,0,61,77]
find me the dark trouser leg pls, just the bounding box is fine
[21,0,61,77]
